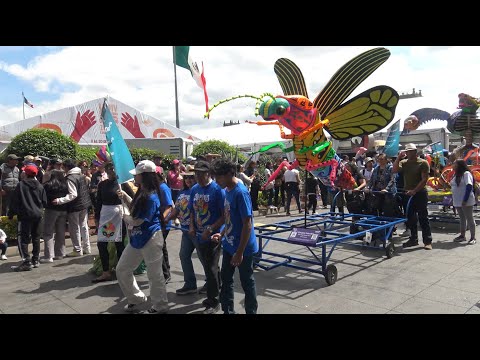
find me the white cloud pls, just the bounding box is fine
[0,46,479,136]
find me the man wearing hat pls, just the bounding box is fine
[33,156,45,183]
[8,164,47,271]
[186,156,196,166]
[42,158,63,184]
[153,154,164,175]
[393,143,433,250]
[0,154,21,216]
[188,160,226,314]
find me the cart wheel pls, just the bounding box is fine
[325,265,338,285]
[386,243,395,259]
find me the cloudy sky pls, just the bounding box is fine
[0,46,479,137]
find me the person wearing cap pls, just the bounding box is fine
[153,154,164,175]
[0,154,21,216]
[116,160,169,314]
[362,157,375,182]
[42,158,63,184]
[188,160,226,314]
[8,165,47,271]
[393,143,433,250]
[33,156,45,183]
[186,156,196,166]
[52,159,92,257]
[211,158,258,314]
[167,159,183,203]
[164,165,206,295]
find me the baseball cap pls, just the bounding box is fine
[404,143,417,151]
[23,165,38,176]
[181,165,195,176]
[129,160,156,175]
[187,156,196,163]
[365,157,374,163]
[193,160,210,172]
[7,154,20,160]
[172,159,180,165]
[24,155,34,163]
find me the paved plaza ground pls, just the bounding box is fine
[1,210,480,314]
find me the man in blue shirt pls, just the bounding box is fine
[188,160,225,314]
[212,158,258,314]
[157,171,173,283]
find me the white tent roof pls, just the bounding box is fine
[192,123,292,150]
[0,96,199,145]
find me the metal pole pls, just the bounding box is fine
[172,46,180,129]
[305,169,308,227]
[22,92,25,120]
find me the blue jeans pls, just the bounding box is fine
[0,240,7,255]
[220,250,258,314]
[179,231,203,289]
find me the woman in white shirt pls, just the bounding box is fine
[450,159,476,244]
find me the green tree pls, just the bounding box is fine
[3,129,77,162]
[192,140,247,164]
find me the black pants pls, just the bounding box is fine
[250,183,260,211]
[318,182,328,207]
[274,184,285,207]
[1,190,15,216]
[18,218,41,265]
[307,194,317,212]
[97,241,125,272]
[162,229,170,280]
[286,183,301,213]
[0,241,7,255]
[402,190,432,244]
[197,239,222,307]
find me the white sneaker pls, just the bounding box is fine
[400,229,411,237]
[39,258,53,263]
[1,254,7,260]
[83,248,91,255]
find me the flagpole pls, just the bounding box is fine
[172,46,180,129]
[22,92,25,120]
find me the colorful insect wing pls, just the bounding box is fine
[313,47,391,118]
[274,58,309,97]
[325,86,399,140]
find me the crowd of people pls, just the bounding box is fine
[0,141,477,314]
[0,152,258,314]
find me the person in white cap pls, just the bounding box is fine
[116,160,169,314]
[392,143,433,250]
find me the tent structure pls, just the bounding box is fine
[191,122,304,154]
[0,96,199,145]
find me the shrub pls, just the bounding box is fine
[3,129,77,162]
[192,140,247,164]
[0,216,18,242]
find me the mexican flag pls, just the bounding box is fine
[174,46,209,116]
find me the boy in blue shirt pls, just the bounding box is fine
[211,158,258,314]
[188,160,225,314]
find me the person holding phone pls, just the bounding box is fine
[392,143,433,250]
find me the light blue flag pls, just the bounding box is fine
[383,119,401,157]
[101,100,135,184]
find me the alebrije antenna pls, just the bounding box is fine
[204,93,276,118]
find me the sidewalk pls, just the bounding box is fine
[1,212,480,314]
